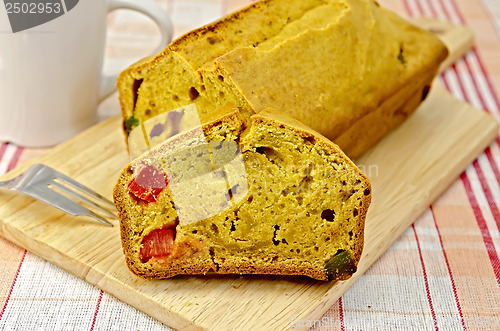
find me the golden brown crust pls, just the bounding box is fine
[335,68,438,158]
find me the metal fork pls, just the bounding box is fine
[0,163,115,226]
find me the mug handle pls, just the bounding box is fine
[99,0,173,101]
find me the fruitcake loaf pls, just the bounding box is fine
[117,0,448,158]
[113,105,371,281]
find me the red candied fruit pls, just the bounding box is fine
[128,164,168,203]
[140,228,175,262]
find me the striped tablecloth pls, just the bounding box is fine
[1,0,499,330]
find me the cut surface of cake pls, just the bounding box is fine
[117,0,448,158]
[113,105,371,281]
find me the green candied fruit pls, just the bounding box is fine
[324,250,357,281]
[125,115,139,133]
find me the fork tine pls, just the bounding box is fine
[21,187,113,227]
[50,181,118,219]
[81,210,114,227]
[50,169,116,209]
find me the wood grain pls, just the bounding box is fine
[0,20,497,330]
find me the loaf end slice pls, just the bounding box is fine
[117,0,448,158]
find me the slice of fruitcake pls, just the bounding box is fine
[113,105,371,281]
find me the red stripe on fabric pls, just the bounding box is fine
[90,290,104,331]
[402,0,413,17]
[443,0,465,23]
[471,48,500,111]
[440,72,451,90]
[0,250,27,322]
[424,0,438,17]
[462,57,491,113]
[437,0,454,21]
[6,146,23,172]
[460,173,500,286]
[0,143,8,163]
[338,297,345,331]
[473,160,500,232]
[413,0,425,16]
[412,224,439,330]
[430,206,466,330]
[451,64,469,103]
[485,148,500,189]
[403,0,424,17]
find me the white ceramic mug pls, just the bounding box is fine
[0,0,173,146]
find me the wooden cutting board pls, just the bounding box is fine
[0,20,496,330]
